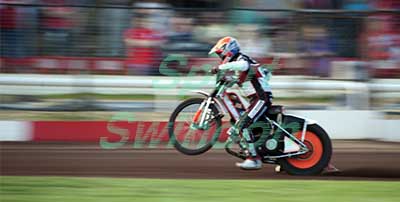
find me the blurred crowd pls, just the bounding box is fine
[0,0,399,77]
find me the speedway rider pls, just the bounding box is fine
[209,36,273,170]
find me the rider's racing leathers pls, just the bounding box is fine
[217,53,273,159]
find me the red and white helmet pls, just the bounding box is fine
[209,36,241,61]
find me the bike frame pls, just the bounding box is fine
[192,78,315,159]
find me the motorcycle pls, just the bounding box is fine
[168,65,332,175]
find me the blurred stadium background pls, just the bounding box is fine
[0,0,399,77]
[0,0,399,139]
[1,1,400,201]
[0,0,399,112]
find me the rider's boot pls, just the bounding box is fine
[235,129,262,170]
[236,156,262,170]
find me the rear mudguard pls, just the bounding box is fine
[280,114,319,150]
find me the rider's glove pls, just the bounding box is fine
[211,66,219,74]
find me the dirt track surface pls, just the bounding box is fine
[1,141,400,181]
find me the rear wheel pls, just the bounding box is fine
[168,98,222,155]
[279,124,332,175]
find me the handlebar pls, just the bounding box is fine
[209,57,280,98]
[217,72,239,86]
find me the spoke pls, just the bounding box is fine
[183,129,196,147]
[173,102,218,150]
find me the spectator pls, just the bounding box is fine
[123,13,164,75]
[303,0,336,9]
[300,25,333,77]
[133,0,173,33]
[18,0,40,58]
[1,1,18,57]
[193,11,234,47]
[39,0,76,56]
[165,15,209,57]
[269,19,298,53]
[0,0,38,72]
[359,15,400,75]
[236,24,272,58]
[168,16,194,43]
[230,0,265,25]
[389,38,400,68]
[97,0,130,57]
[71,0,96,56]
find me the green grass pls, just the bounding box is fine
[1,176,399,202]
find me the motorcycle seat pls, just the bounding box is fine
[267,105,284,115]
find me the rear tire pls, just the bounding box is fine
[279,124,332,175]
[168,98,222,155]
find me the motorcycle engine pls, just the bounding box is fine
[254,128,284,157]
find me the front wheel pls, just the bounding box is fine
[279,124,332,175]
[168,98,222,155]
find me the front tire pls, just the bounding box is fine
[279,124,332,175]
[168,98,222,155]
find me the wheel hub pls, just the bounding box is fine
[297,140,313,159]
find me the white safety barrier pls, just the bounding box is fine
[291,110,400,142]
[0,74,399,93]
[0,121,31,141]
[0,74,399,110]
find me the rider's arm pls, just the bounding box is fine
[218,60,249,71]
